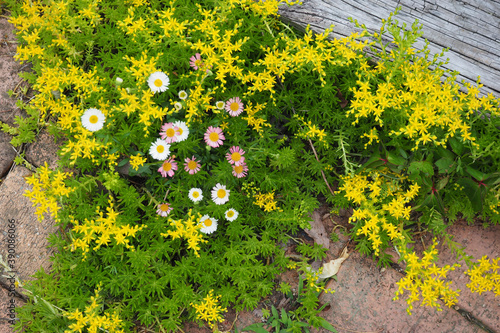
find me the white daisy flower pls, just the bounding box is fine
[211,183,230,205]
[81,108,105,132]
[147,71,170,93]
[174,102,182,111]
[225,208,239,222]
[215,101,225,110]
[173,121,189,142]
[188,188,203,202]
[149,138,171,160]
[178,90,188,100]
[199,215,218,234]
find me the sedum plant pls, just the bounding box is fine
[4,0,500,331]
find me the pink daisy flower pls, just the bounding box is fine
[225,97,244,117]
[232,163,248,178]
[157,202,172,217]
[158,156,178,177]
[160,122,179,143]
[226,146,245,166]
[184,156,201,174]
[204,126,225,148]
[189,53,204,70]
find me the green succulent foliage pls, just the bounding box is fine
[5,0,500,331]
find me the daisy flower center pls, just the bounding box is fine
[195,60,202,67]
[227,211,234,217]
[217,189,227,198]
[157,145,165,153]
[159,203,170,211]
[231,152,241,161]
[162,162,172,171]
[154,79,163,87]
[230,102,239,111]
[204,218,212,227]
[234,165,243,173]
[178,128,184,135]
[192,191,200,198]
[209,132,219,142]
[188,160,197,170]
[89,115,98,124]
[166,128,176,137]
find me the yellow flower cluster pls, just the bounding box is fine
[253,191,279,212]
[242,182,281,212]
[117,7,148,40]
[293,114,328,146]
[190,290,227,329]
[124,51,161,85]
[64,284,125,333]
[337,171,419,255]
[31,62,104,121]
[465,256,500,296]
[249,26,368,98]
[70,199,146,258]
[232,0,302,17]
[160,210,207,257]
[24,163,73,222]
[347,54,500,151]
[394,240,461,314]
[60,133,112,166]
[242,101,271,134]
[129,154,147,171]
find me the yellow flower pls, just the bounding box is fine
[191,290,227,329]
[130,154,146,171]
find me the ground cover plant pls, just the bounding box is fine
[3,0,500,331]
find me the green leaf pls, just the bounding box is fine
[408,161,434,176]
[449,137,464,155]
[435,176,449,191]
[465,166,487,182]
[435,157,455,174]
[117,158,129,167]
[457,178,484,212]
[271,305,279,319]
[357,150,383,173]
[387,151,406,166]
[436,146,455,160]
[241,323,268,333]
[318,318,338,332]
[422,192,445,215]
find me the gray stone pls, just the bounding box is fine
[25,129,64,169]
[0,166,57,284]
[0,131,15,178]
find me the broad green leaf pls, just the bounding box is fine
[435,157,455,174]
[436,146,455,160]
[457,178,484,212]
[117,158,129,167]
[240,323,268,333]
[357,151,382,173]
[408,161,434,176]
[387,151,406,166]
[318,318,338,332]
[449,137,465,155]
[465,166,487,181]
[435,176,449,191]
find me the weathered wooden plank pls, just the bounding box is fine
[278,0,500,97]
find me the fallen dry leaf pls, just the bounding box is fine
[318,247,349,280]
[304,209,330,249]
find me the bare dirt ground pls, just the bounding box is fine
[0,8,499,333]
